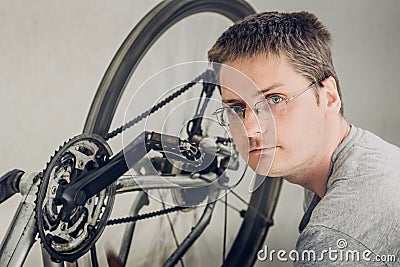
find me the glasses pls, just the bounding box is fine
[213,82,316,126]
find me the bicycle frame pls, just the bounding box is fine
[0,172,40,267]
[0,1,284,266]
[0,132,227,266]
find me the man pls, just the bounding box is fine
[208,11,400,266]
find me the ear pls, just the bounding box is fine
[320,76,341,116]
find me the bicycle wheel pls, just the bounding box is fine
[83,1,283,266]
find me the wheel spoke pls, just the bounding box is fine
[158,191,185,267]
[229,189,269,221]
[222,191,228,265]
[229,189,249,206]
[217,199,242,214]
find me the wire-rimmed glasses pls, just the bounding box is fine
[213,82,316,126]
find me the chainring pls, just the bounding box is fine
[35,133,116,262]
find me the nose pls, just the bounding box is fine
[242,109,266,137]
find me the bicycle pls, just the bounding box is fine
[0,1,282,266]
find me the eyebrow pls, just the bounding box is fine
[255,83,285,97]
[221,82,285,104]
[221,98,243,104]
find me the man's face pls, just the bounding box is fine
[219,55,327,177]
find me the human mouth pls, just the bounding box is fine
[249,146,276,155]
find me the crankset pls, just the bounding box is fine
[35,133,116,262]
[35,130,235,262]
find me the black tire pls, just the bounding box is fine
[83,0,283,266]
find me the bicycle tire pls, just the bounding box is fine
[83,0,283,266]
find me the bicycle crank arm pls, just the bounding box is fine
[56,132,148,220]
[57,131,204,220]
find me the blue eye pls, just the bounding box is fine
[230,105,245,114]
[267,95,284,105]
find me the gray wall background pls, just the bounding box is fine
[0,1,399,266]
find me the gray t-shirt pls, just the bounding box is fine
[295,125,400,266]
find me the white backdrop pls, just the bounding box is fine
[0,1,399,266]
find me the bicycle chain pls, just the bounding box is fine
[107,206,187,226]
[35,68,216,261]
[105,69,214,140]
[104,69,215,224]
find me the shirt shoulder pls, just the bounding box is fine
[328,126,400,183]
[295,225,390,266]
[301,126,400,265]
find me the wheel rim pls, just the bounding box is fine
[82,1,282,266]
[83,0,255,136]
